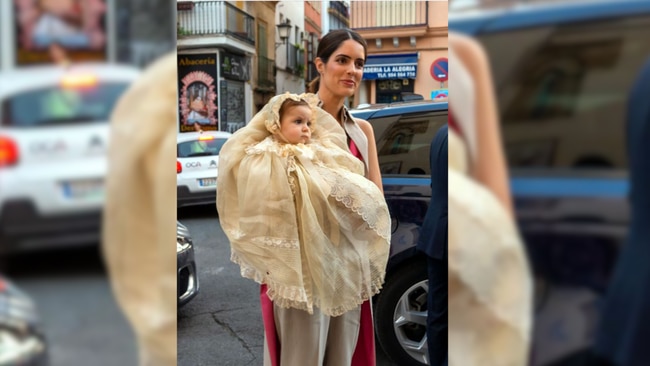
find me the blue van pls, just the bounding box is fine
[351,100,446,366]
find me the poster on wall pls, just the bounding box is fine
[14,0,107,65]
[178,53,219,133]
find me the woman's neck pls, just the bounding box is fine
[317,90,345,125]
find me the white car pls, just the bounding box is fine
[0,63,140,254]
[177,131,232,208]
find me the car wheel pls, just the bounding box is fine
[375,260,429,366]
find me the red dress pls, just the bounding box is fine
[261,137,376,366]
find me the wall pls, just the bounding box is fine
[276,1,306,93]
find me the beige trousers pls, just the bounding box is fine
[264,304,361,366]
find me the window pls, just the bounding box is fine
[177,138,228,158]
[478,15,650,169]
[258,22,267,57]
[371,110,447,175]
[2,82,129,127]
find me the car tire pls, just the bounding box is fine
[375,259,429,366]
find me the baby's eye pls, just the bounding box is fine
[307,121,312,127]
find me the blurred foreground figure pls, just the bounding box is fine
[447,32,533,366]
[102,53,177,366]
[593,58,650,366]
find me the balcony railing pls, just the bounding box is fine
[351,1,427,29]
[258,55,275,88]
[177,1,255,45]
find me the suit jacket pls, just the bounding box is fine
[595,57,650,366]
[417,125,448,260]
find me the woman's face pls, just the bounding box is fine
[316,39,365,98]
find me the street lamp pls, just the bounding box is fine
[275,20,291,49]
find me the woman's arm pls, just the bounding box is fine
[450,32,514,217]
[357,119,384,194]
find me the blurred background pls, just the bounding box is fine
[0,0,174,365]
[449,0,650,365]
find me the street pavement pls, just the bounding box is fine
[6,247,137,366]
[177,204,399,366]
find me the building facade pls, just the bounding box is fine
[275,1,306,94]
[176,1,256,134]
[304,1,322,87]
[248,1,279,113]
[351,0,448,105]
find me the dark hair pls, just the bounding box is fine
[278,99,310,120]
[308,29,368,93]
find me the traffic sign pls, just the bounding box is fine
[431,89,448,100]
[431,58,448,82]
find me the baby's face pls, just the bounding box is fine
[279,105,312,144]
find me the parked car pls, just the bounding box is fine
[177,221,199,307]
[0,274,48,365]
[177,131,231,208]
[350,100,447,366]
[0,63,140,254]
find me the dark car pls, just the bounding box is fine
[177,221,199,307]
[448,1,650,366]
[350,100,447,366]
[0,275,48,365]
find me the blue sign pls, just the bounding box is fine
[363,53,418,80]
[431,89,448,100]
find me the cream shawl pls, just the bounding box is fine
[217,92,391,317]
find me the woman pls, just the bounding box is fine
[256,29,383,366]
[447,32,533,366]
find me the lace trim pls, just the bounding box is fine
[231,251,386,317]
[250,236,299,249]
[319,166,391,241]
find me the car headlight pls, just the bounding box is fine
[177,236,191,253]
[0,328,45,364]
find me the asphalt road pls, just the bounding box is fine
[177,204,399,366]
[6,246,137,366]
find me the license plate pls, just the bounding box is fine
[62,179,104,200]
[198,178,217,187]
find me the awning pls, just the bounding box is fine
[363,53,418,80]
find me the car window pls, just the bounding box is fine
[478,14,650,170]
[370,110,447,175]
[177,138,227,158]
[1,82,130,127]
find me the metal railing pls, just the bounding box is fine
[177,1,255,45]
[258,55,275,87]
[351,1,427,29]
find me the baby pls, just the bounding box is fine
[217,92,391,317]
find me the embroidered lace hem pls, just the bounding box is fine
[231,252,385,317]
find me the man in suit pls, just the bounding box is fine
[417,124,448,366]
[591,57,650,366]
